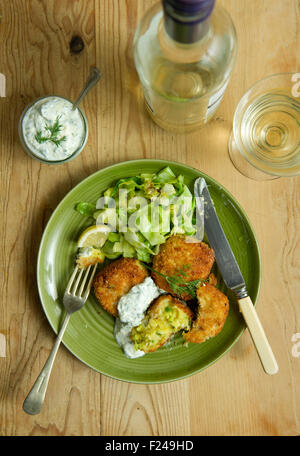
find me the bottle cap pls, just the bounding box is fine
[164,0,215,21]
[162,0,216,43]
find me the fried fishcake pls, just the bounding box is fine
[183,284,229,344]
[93,258,148,317]
[76,248,105,269]
[152,235,215,300]
[131,294,193,353]
[208,273,217,287]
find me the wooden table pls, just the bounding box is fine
[0,0,299,437]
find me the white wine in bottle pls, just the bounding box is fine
[134,0,238,133]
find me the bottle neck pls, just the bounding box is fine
[162,0,215,44]
[163,13,211,44]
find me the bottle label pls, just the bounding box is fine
[206,80,229,120]
[144,93,154,114]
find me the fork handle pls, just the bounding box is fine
[23,312,71,415]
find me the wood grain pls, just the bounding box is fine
[0,0,299,436]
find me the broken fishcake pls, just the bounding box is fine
[184,284,229,344]
[131,294,193,353]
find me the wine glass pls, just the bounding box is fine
[228,73,300,180]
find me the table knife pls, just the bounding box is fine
[194,177,278,375]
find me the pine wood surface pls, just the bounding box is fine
[0,0,299,436]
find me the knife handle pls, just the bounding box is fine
[238,297,278,375]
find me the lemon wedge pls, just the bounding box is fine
[77,224,110,248]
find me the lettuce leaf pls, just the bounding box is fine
[75,202,96,217]
[74,167,198,263]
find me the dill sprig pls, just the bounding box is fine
[35,115,66,147]
[145,264,208,299]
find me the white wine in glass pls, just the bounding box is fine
[229,73,300,180]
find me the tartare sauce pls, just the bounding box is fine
[114,277,162,359]
[22,96,86,161]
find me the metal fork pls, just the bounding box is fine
[23,264,98,415]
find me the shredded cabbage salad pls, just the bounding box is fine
[75,167,197,263]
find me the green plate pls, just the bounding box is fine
[37,159,261,383]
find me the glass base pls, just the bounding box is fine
[228,131,280,181]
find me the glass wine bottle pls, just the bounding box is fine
[134,0,238,133]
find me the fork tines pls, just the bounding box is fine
[66,264,97,301]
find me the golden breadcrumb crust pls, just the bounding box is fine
[152,235,215,300]
[93,258,148,317]
[184,284,229,344]
[148,294,194,321]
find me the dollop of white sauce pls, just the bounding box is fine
[114,277,162,359]
[114,319,145,359]
[22,96,85,161]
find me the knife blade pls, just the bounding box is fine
[194,177,278,375]
[195,178,246,292]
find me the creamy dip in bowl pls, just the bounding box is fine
[18,95,88,164]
